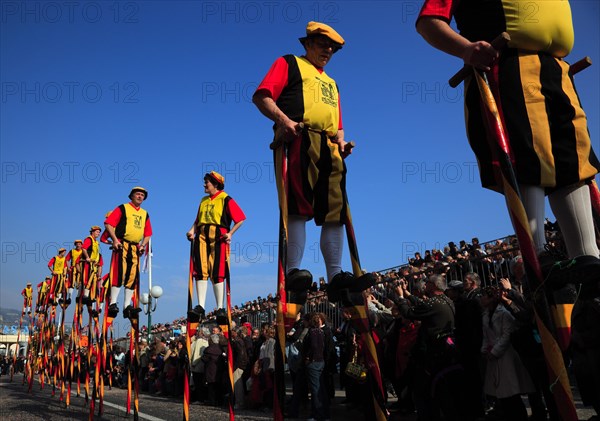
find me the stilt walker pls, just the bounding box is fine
[185,171,245,420]
[254,21,383,420]
[445,32,593,420]
[418,0,600,412]
[103,186,152,419]
[472,60,578,421]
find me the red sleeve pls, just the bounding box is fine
[48,257,55,268]
[255,57,289,102]
[83,238,92,249]
[144,215,152,237]
[104,205,122,227]
[100,229,110,244]
[226,199,246,225]
[417,0,454,25]
[98,255,104,266]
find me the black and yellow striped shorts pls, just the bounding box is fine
[465,49,599,193]
[192,224,229,283]
[110,241,140,289]
[282,129,348,225]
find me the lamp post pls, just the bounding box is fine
[139,238,162,342]
[140,285,162,342]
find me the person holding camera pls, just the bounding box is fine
[396,275,464,420]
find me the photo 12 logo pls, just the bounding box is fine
[1,82,139,104]
[399,161,479,184]
[200,1,340,24]
[201,161,275,185]
[1,161,140,184]
[1,1,140,24]
[2,241,73,264]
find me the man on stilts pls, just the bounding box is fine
[253,21,374,325]
[416,0,600,416]
[185,171,245,420]
[253,22,383,420]
[47,248,68,306]
[186,171,246,318]
[81,227,103,316]
[104,186,151,420]
[65,239,84,307]
[104,187,152,319]
[21,282,33,315]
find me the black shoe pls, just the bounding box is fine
[66,298,72,305]
[327,271,376,302]
[91,309,99,318]
[286,269,313,291]
[546,255,600,292]
[82,296,92,305]
[187,305,205,320]
[58,298,64,305]
[123,305,141,320]
[108,304,119,318]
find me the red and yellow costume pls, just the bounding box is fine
[255,55,349,225]
[105,202,152,289]
[66,241,83,290]
[36,277,51,311]
[21,284,33,312]
[192,191,246,283]
[48,251,67,301]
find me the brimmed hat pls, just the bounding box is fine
[129,186,148,200]
[299,21,344,49]
[74,239,83,245]
[58,248,66,253]
[27,282,32,285]
[90,225,102,233]
[204,171,225,188]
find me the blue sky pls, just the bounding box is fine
[1,1,599,332]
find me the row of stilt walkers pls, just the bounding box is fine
[14,240,148,421]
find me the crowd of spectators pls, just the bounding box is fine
[95,220,597,420]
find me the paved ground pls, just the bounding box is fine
[0,372,596,420]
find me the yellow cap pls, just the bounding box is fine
[299,21,345,48]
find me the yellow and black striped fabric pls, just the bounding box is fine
[82,262,99,298]
[111,241,140,289]
[465,49,599,193]
[192,224,229,283]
